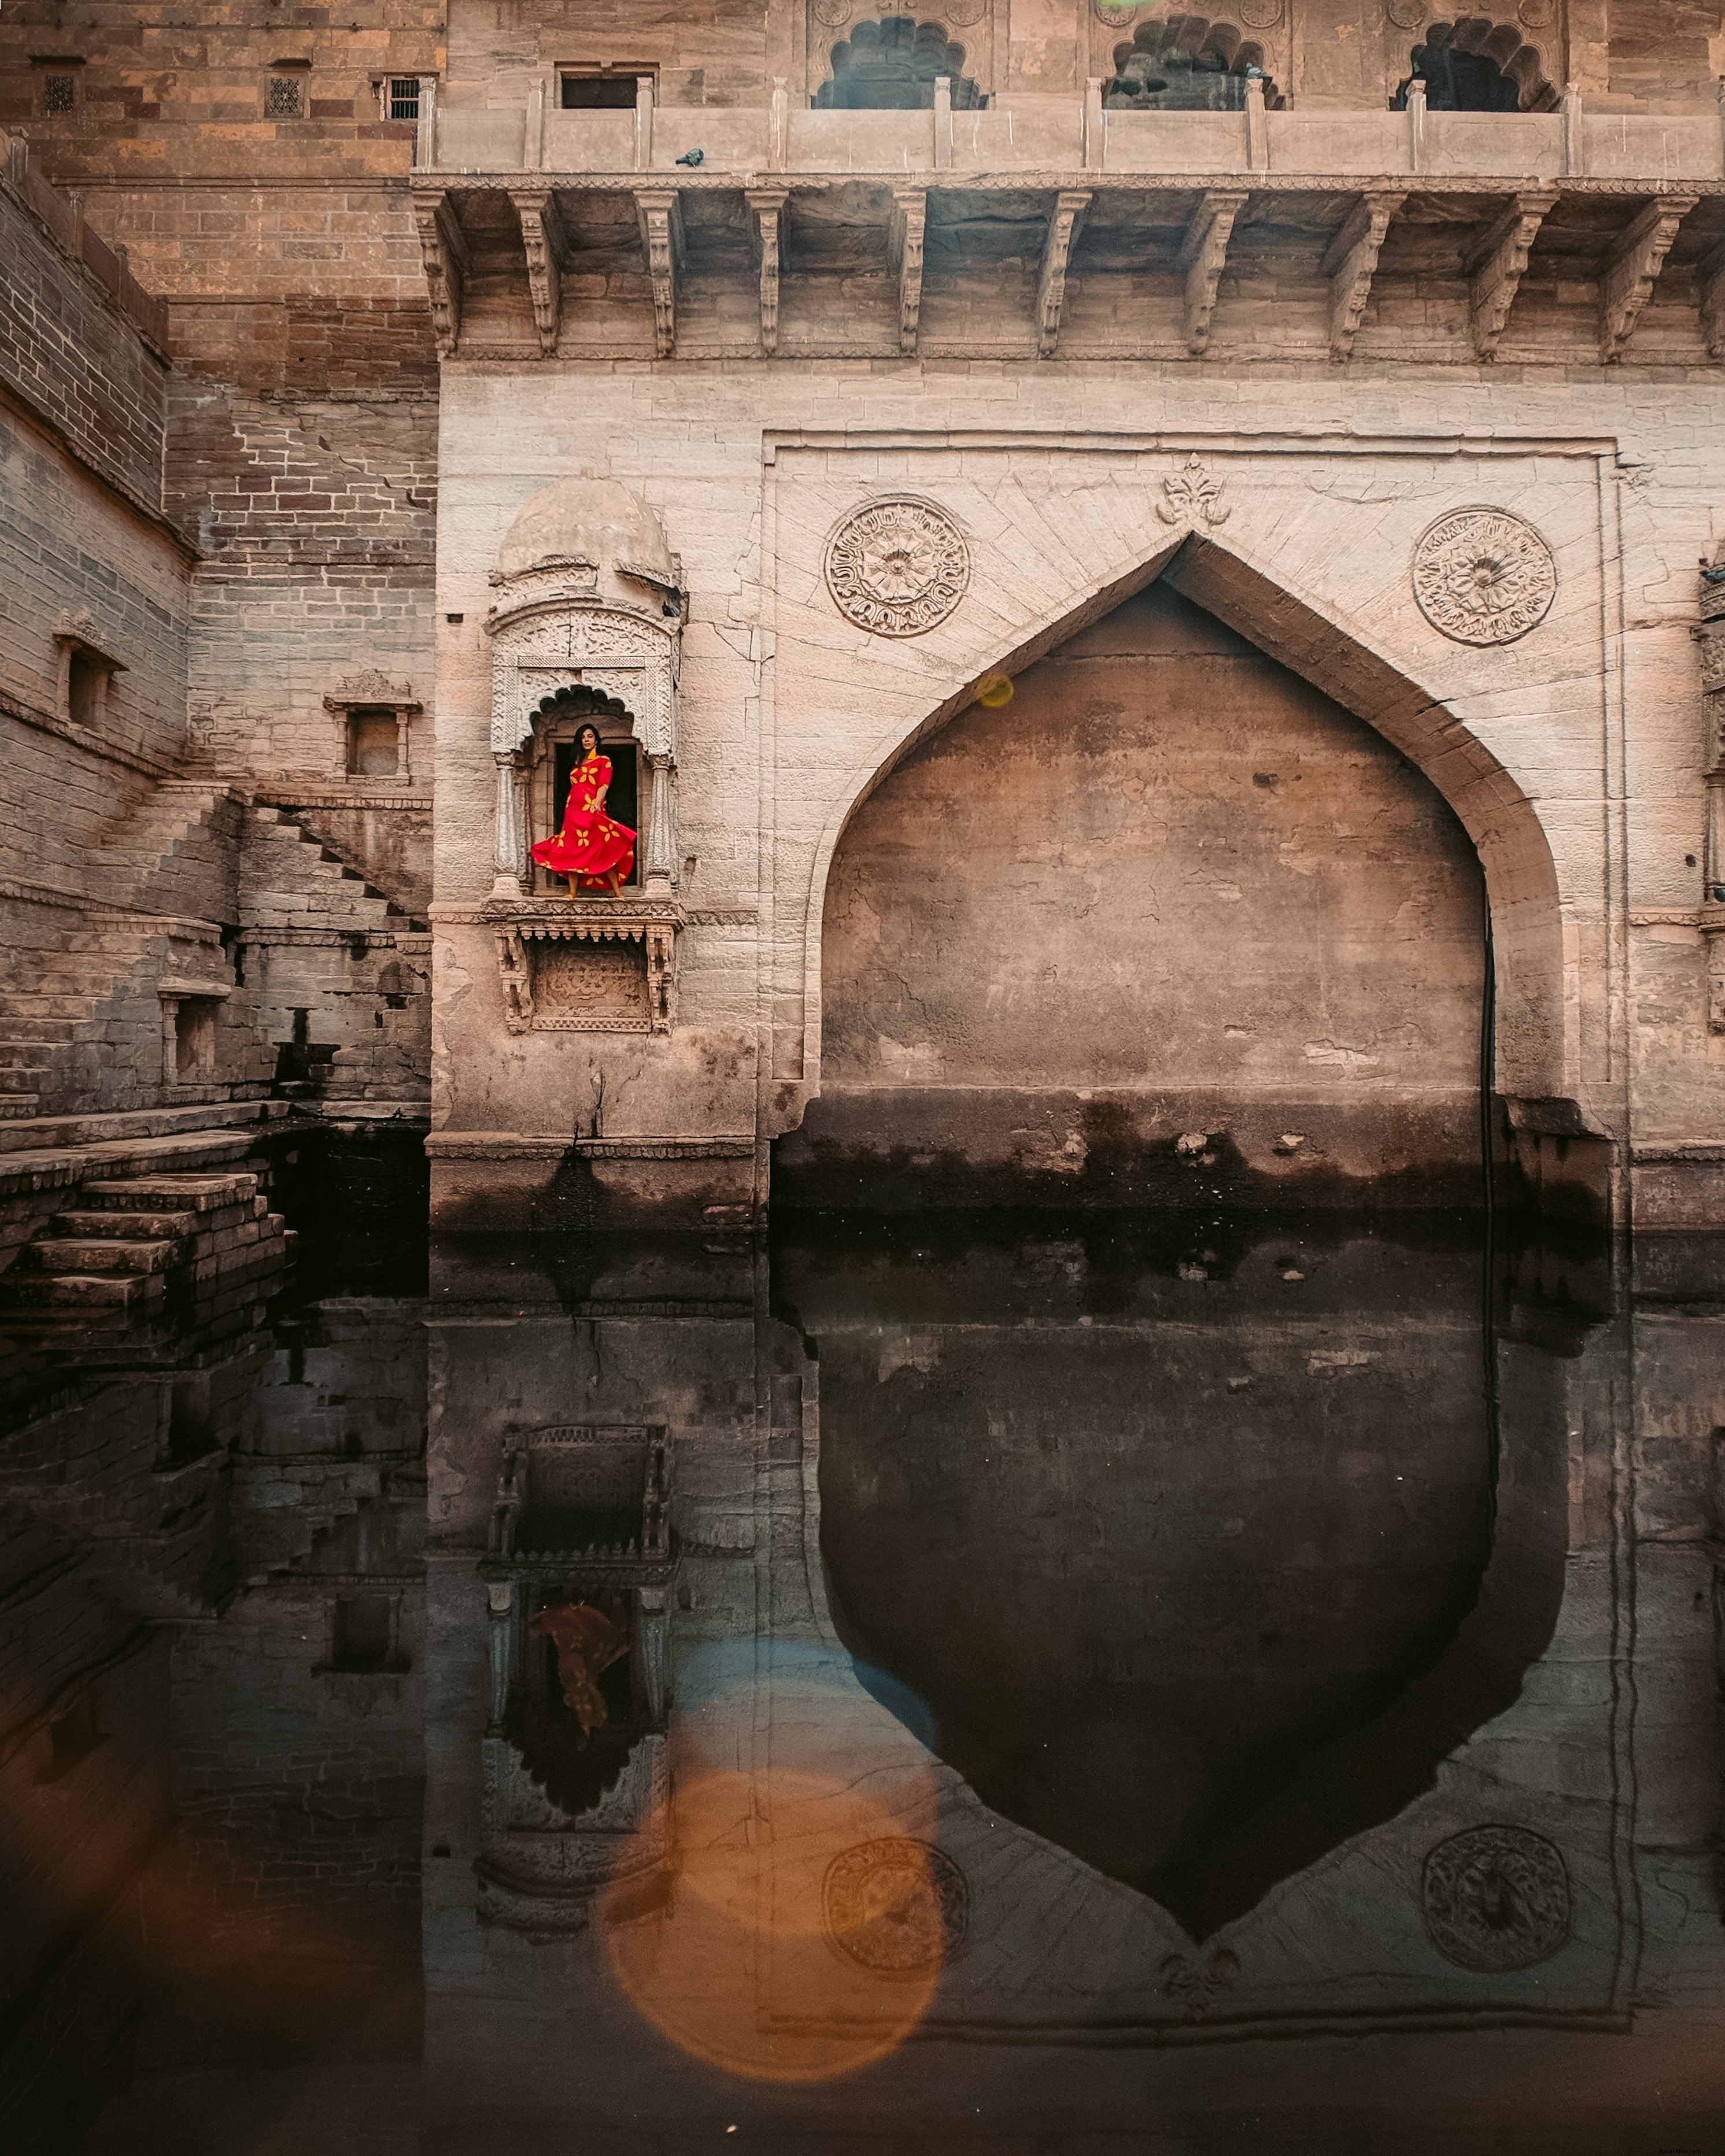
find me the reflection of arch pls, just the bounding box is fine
[1395,17,1560,112]
[1104,16,1284,110]
[814,16,985,109]
[799,532,1567,1112]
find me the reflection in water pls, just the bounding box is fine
[2,1207,1724,2153]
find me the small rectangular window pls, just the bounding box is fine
[266,75,303,118]
[44,75,75,113]
[347,709,400,777]
[332,1594,394,1673]
[387,76,420,121]
[67,649,104,727]
[560,71,648,110]
[173,999,218,1078]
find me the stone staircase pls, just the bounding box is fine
[242,806,422,931]
[0,1170,290,1321]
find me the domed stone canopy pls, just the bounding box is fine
[494,477,681,605]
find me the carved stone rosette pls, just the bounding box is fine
[1421,1825,1571,1972]
[1412,507,1557,647]
[1697,552,1725,1028]
[825,497,970,638]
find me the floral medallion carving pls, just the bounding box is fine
[825,497,970,638]
[811,0,854,26]
[1237,0,1286,27]
[1517,0,1555,26]
[1386,0,1428,28]
[940,0,991,25]
[1092,0,1145,27]
[823,1838,970,1974]
[1421,1825,1572,1973]
[1156,453,1231,530]
[1412,508,1557,646]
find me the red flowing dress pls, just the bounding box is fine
[531,752,636,890]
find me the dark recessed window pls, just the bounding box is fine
[67,649,104,727]
[332,1594,394,1673]
[387,76,420,121]
[347,709,400,777]
[44,75,75,113]
[266,75,303,118]
[560,71,648,110]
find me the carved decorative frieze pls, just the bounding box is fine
[492,916,677,1035]
[1421,1825,1571,1973]
[825,497,970,638]
[488,608,678,761]
[1412,508,1557,646]
[1156,452,1231,530]
[822,1839,970,1973]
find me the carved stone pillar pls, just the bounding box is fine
[645,752,676,889]
[491,750,528,898]
[486,1581,514,1736]
[637,1587,667,1724]
[1697,557,1725,1027]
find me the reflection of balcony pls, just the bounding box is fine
[411,78,1725,369]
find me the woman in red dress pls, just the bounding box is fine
[531,722,636,896]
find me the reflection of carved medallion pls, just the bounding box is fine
[1238,0,1284,27]
[1412,508,1557,646]
[825,498,970,638]
[1092,0,1144,26]
[1386,0,1427,28]
[1517,0,1554,27]
[1422,1826,1572,1973]
[811,0,854,27]
[823,1838,970,1974]
[941,0,990,26]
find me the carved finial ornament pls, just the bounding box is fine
[1156,453,1232,530]
[1412,507,1557,646]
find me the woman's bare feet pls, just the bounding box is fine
[605,870,625,897]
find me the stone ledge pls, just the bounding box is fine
[425,1132,753,1162]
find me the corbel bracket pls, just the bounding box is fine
[1464,188,1558,361]
[1178,188,1248,357]
[509,187,570,358]
[1036,188,1091,359]
[1321,190,1405,361]
[746,186,791,356]
[1600,195,1697,363]
[889,186,927,356]
[634,188,684,360]
[412,188,469,360]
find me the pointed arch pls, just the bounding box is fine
[795,527,1568,1114]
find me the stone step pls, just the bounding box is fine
[53,1207,200,1239]
[26,1236,182,1274]
[0,1097,40,1119]
[0,1100,274,1159]
[2,1271,150,1310]
[85,1172,260,1214]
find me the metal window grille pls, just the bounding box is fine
[387,76,420,121]
[265,75,302,118]
[43,75,75,113]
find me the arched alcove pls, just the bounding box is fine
[1394,16,1561,112]
[778,572,1526,1212]
[1104,16,1283,110]
[814,16,986,109]
[522,683,640,897]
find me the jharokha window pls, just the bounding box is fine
[560,67,653,110]
[815,17,985,109]
[1393,18,1560,112]
[1103,17,1281,110]
[529,686,641,895]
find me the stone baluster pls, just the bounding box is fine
[492,750,528,898]
[1698,554,1725,1029]
[645,752,676,889]
[637,1588,668,1724]
[486,1581,514,1735]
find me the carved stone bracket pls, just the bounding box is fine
[510,187,570,357]
[1322,190,1405,361]
[1600,195,1697,364]
[411,188,468,358]
[1179,189,1248,357]
[1036,188,1091,358]
[890,187,927,356]
[1465,188,1557,360]
[634,187,683,358]
[747,186,789,355]
[490,904,681,1035]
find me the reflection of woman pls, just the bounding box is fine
[531,721,636,897]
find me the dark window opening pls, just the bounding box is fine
[331,1593,394,1673]
[40,1697,105,1783]
[1394,21,1551,113]
[816,17,985,110]
[67,650,104,728]
[1103,18,1279,111]
[167,1378,217,1466]
[347,709,400,777]
[552,736,639,886]
[44,74,75,113]
[173,998,217,1079]
[387,76,421,121]
[560,70,649,110]
[266,75,303,118]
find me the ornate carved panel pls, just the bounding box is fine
[492,917,677,1035]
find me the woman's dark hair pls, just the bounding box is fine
[575,721,601,755]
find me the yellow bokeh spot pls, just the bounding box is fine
[976,674,1015,708]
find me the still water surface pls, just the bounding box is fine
[3,1204,1723,2154]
